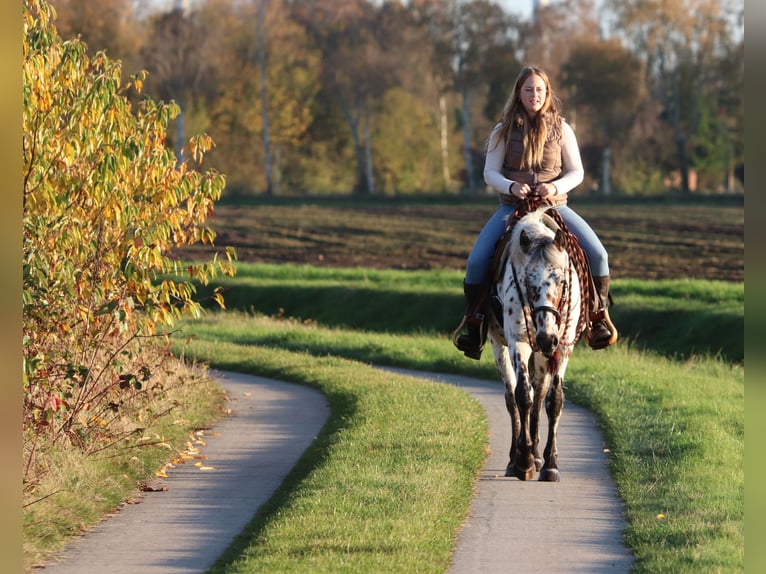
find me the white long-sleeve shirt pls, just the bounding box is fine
[483,120,585,197]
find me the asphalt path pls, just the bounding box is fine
[381,367,634,573]
[41,371,330,574]
[41,368,633,573]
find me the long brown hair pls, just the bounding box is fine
[488,65,563,170]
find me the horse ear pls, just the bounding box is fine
[520,230,532,253]
[541,213,559,233]
[554,228,566,250]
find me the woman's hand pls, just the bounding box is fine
[510,182,533,199]
[534,182,558,198]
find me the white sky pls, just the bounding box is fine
[495,0,535,21]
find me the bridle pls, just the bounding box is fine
[532,304,561,322]
[511,253,574,353]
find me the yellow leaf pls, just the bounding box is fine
[155,468,168,478]
[656,513,666,520]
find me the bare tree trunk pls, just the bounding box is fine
[667,63,698,194]
[364,117,374,195]
[339,97,369,194]
[256,0,274,195]
[460,85,474,193]
[273,145,282,195]
[600,146,611,196]
[674,133,690,193]
[439,93,451,192]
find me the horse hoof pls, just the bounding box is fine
[513,465,536,481]
[538,468,560,482]
[534,457,543,471]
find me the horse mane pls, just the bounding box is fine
[509,208,567,268]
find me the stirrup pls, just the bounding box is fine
[586,309,618,349]
[452,316,484,360]
[457,335,483,360]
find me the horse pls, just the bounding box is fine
[487,207,588,482]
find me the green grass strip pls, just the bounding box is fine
[178,311,743,573]
[175,336,487,574]
[186,263,743,363]
[566,349,743,572]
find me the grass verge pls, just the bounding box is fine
[190,262,744,364]
[172,336,487,574]
[29,262,743,573]
[176,268,743,573]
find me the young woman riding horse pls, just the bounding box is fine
[453,65,618,360]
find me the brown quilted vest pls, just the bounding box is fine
[499,116,567,208]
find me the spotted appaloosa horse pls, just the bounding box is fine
[487,208,587,481]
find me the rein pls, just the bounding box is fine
[511,252,574,352]
[509,198,591,351]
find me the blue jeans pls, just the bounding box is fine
[464,204,609,284]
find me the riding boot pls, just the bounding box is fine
[587,275,618,350]
[453,281,487,360]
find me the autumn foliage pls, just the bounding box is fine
[22,0,234,482]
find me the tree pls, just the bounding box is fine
[522,0,601,79]
[140,3,217,162]
[204,0,319,194]
[712,36,744,191]
[372,88,442,193]
[255,0,274,193]
[605,0,742,193]
[49,0,137,60]
[561,38,644,195]
[292,0,397,194]
[410,0,513,193]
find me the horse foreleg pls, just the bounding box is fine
[490,339,521,476]
[503,383,521,474]
[539,372,564,482]
[511,348,536,481]
[529,354,549,472]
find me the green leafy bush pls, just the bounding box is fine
[22,0,234,484]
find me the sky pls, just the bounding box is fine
[496,0,536,21]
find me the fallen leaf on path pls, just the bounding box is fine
[139,481,168,492]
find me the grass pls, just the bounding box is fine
[170,261,743,573]
[566,347,743,572]
[191,262,744,364]
[28,196,744,572]
[173,336,487,574]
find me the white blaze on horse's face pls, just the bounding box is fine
[528,259,565,352]
[519,226,568,356]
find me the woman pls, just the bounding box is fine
[454,65,618,360]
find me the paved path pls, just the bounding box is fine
[42,368,633,573]
[41,371,330,574]
[381,368,634,573]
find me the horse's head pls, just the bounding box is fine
[512,210,570,356]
